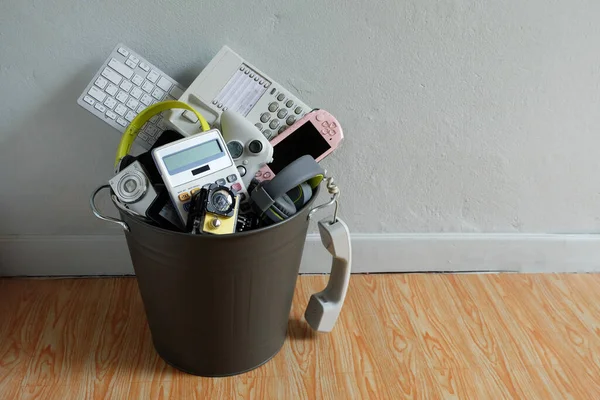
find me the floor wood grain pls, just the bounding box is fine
[1,274,600,399]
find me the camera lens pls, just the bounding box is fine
[248,140,263,154]
[227,141,244,159]
[123,178,138,193]
[211,189,233,213]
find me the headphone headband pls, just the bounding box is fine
[114,101,209,169]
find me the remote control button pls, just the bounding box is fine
[278,126,286,134]
[157,77,172,92]
[248,140,263,154]
[269,119,280,129]
[270,88,276,95]
[286,116,296,126]
[147,70,160,83]
[116,117,128,127]
[108,58,133,79]
[182,110,198,123]
[94,76,108,89]
[237,165,247,176]
[294,106,303,115]
[277,109,288,119]
[254,123,263,130]
[82,95,94,106]
[263,172,272,179]
[88,86,106,102]
[105,110,117,120]
[231,183,242,192]
[130,87,143,99]
[316,113,324,121]
[117,47,130,57]
[227,174,237,183]
[262,129,274,139]
[178,192,191,202]
[277,93,285,101]
[216,178,226,186]
[260,113,271,123]
[139,62,150,72]
[268,102,278,112]
[94,103,106,113]
[105,85,118,97]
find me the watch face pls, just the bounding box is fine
[227,141,244,159]
[210,188,233,213]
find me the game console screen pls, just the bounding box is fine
[269,123,330,174]
[163,140,224,175]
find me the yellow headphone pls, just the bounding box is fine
[114,100,210,170]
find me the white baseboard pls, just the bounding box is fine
[1,233,600,276]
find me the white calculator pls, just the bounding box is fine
[77,43,186,149]
[166,46,312,140]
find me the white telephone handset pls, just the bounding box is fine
[304,217,352,332]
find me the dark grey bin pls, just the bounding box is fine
[92,185,319,376]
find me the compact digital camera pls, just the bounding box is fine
[186,184,240,235]
[108,161,157,217]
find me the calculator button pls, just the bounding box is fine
[269,119,279,130]
[94,77,108,89]
[88,86,106,102]
[120,80,133,92]
[108,58,133,79]
[116,117,128,127]
[117,47,130,57]
[277,93,285,101]
[105,84,118,96]
[216,178,227,186]
[268,102,278,112]
[130,87,143,99]
[101,68,122,85]
[277,109,288,119]
[82,95,94,106]
[294,106,303,115]
[254,123,263,130]
[260,113,271,123]
[147,70,160,83]
[191,188,201,196]
[286,116,296,126]
[94,103,106,113]
[157,77,172,92]
[105,110,117,120]
[139,62,150,72]
[286,100,294,108]
[178,192,191,202]
[226,174,237,183]
[231,183,242,192]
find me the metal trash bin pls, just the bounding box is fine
[91,185,319,376]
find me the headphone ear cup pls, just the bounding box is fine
[264,194,296,222]
[287,182,313,211]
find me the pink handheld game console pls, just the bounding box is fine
[254,109,343,181]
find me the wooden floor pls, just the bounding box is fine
[1,274,600,399]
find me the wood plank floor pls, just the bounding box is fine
[1,274,600,399]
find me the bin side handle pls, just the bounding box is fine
[90,184,130,232]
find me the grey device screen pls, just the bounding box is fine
[163,139,224,175]
[269,122,330,174]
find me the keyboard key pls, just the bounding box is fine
[101,67,122,85]
[105,84,118,96]
[157,77,172,92]
[169,85,184,99]
[137,104,146,113]
[117,47,130,57]
[142,81,154,93]
[115,91,128,103]
[94,103,106,113]
[129,55,140,64]
[125,59,136,69]
[120,80,133,92]
[139,62,150,72]
[125,110,136,122]
[105,110,117,120]
[140,93,153,106]
[151,88,165,100]
[83,95,94,105]
[88,86,106,102]
[126,98,139,110]
[116,117,128,127]
[130,87,143,99]
[94,76,108,89]
[132,74,144,86]
[114,104,127,116]
[147,70,159,83]
[108,58,134,79]
[105,98,118,111]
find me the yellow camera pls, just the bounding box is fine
[187,185,240,235]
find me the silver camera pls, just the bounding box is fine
[109,161,157,217]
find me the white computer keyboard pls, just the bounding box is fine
[77,43,186,149]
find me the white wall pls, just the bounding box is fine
[2,1,600,274]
